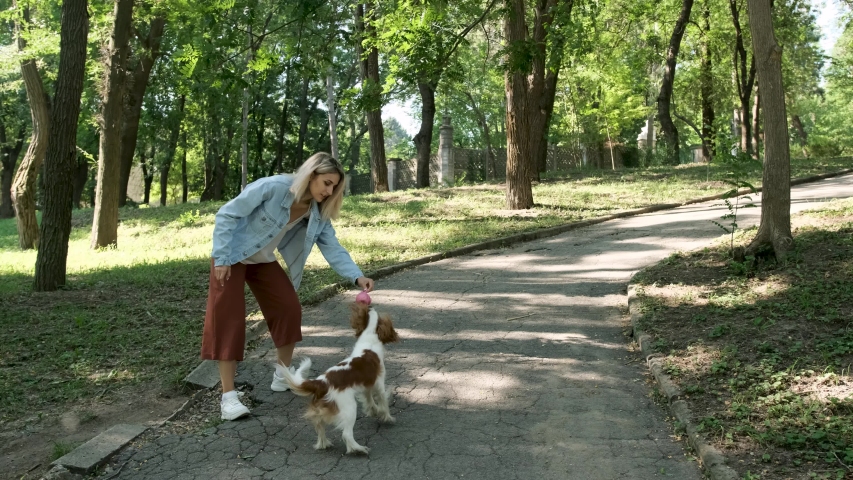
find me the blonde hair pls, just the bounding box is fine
[289,152,346,220]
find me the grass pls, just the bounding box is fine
[0,157,851,427]
[632,197,853,480]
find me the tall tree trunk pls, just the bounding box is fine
[118,15,166,207]
[91,0,134,249]
[271,70,292,175]
[657,0,694,164]
[160,95,184,206]
[213,124,235,201]
[72,153,88,208]
[34,0,89,291]
[181,128,188,203]
[296,79,319,169]
[531,0,571,179]
[504,0,535,209]
[326,70,340,159]
[751,81,760,159]
[13,5,50,249]
[700,2,715,162]
[241,26,251,191]
[791,114,808,157]
[346,120,368,173]
[746,0,793,261]
[356,2,388,193]
[731,0,756,157]
[464,91,497,180]
[504,0,571,208]
[413,81,437,188]
[1,124,25,218]
[141,145,154,204]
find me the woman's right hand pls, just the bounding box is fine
[214,265,232,286]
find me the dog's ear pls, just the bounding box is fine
[350,302,370,336]
[377,314,399,344]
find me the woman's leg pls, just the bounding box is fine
[201,260,248,393]
[246,261,302,379]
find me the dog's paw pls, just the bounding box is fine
[314,439,333,450]
[346,444,370,455]
[380,414,395,424]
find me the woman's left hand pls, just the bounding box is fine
[356,276,374,292]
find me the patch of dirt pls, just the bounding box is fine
[0,382,190,480]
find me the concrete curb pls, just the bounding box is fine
[50,424,147,475]
[627,284,740,480]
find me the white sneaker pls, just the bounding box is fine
[220,391,250,421]
[271,365,295,392]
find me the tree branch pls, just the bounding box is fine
[447,0,501,58]
[673,110,702,139]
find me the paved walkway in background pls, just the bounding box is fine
[104,174,853,480]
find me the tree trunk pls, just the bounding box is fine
[241,26,251,191]
[731,0,756,157]
[91,0,134,249]
[141,145,154,205]
[34,0,89,291]
[271,72,292,175]
[657,0,694,164]
[791,114,808,157]
[413,81,437,188]
[181,129,188,203]
[160,95,184,206]
[346,120,368,173]
[13,5,51,249]
[464,91,497,180]
[751,81,760,159]
[296,81,320,170]
[213,124,235,201]
[1,124,25,218]
[72,153,88,208]
[700,2,715,162]
[326,71,340,159]
[356,2,388,193]
[504,0,535,209]
[531,0,570,179]
[118,15,166,206]
[745,0,793,261]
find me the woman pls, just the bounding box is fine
[202,152,374,421]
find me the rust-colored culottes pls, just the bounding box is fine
[201,260,302,361]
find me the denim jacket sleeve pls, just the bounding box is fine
[211,178,274,266]
[315,220,364,285]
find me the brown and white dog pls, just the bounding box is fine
[277,302,399,454]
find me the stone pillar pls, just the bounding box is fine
[344,174,351,196]
[387,158,400,192]
[438,116,454,187]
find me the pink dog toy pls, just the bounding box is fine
[356,290,372,305]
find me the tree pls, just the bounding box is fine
[745,0,792,260]
[0,110,25,219]
[118,10,167,206]
[91,0,134,249]
[12,3,50,249]
[355,2,388,192]
[730,0,756,158]
[657,0,694,164]
[503,0,572,209]
[34,0,89,291]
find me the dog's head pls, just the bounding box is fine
[350,302,399,344]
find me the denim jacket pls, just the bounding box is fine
[211,174,363,290]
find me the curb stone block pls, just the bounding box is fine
[628,284,740,480]
[51,424,147,474]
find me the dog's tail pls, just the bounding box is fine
[277,359,328,399]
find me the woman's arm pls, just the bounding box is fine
[211,177,275,266]
[315,221,366,286]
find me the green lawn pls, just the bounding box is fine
[0,157,851,422]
